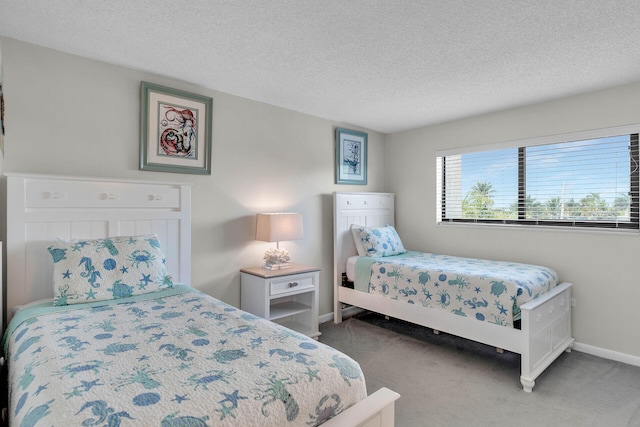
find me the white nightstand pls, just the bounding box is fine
[240,264,320,339]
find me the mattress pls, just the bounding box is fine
[353,251,558,327]
[3,285,367,426]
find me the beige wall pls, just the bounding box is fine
[385,82,640,359]
[0,37,386,317]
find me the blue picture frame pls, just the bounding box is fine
[336,127,367,185]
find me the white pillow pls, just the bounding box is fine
[47,234,173,306]
[350,224,368,256]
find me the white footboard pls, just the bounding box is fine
[520,282,575,392]
[323,388,400,427]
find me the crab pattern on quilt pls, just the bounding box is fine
[356,251,558,327]
[4,286,367,427]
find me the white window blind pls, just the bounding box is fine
[436,126,640,230]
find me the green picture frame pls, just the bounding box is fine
[336,127,368,185]
[0,47,4,158]
[0,83,4,157]
[140,82,213,174]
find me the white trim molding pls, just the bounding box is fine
[573,342,640,368]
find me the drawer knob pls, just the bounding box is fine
[101,193,120,200]
[288,282,299,288]
[149,194,165,201]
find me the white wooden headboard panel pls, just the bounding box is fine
[6,173,192,320]
[333,192,395,313]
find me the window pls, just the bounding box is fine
[437,125,640,230]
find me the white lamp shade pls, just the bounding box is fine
[255,213,304,242]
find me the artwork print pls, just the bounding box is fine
[140,82,212,174]
[336,128,368,185]
[157,103,198,158]
[342,138,362,175]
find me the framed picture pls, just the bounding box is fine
[0,83,4,157]
[140,82,213,174]
[0,48,4,157]
[336,127,367,185]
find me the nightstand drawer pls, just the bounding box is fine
[270,276,314,296]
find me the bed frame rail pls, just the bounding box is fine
[323,388,400,427]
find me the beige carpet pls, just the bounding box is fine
[319,312,640,427]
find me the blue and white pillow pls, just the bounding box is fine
[48,234,173,306]
[352,225,407,257]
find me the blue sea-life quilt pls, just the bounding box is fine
[354,251,558,327]
[3,286,367,426]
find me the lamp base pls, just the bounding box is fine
[262,248,291,270]
[262,262,292,270]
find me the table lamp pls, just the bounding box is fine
[255,212,304,270]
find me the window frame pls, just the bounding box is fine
[436,125,640,231]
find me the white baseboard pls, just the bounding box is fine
[319,306,363,324]
[319,313,332,324]
[572,342,640,368]
[320,309,640,368]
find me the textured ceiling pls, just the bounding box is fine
[2,1,640,134]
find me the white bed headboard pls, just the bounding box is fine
[333,192,395,313]
[5,173,192,321]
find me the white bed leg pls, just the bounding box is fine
[384,315,390,320]
[433,329,440,335]
[334,269,343,323]
[334,303,343,324]
[520,377,535,393]
[496,347,504,354]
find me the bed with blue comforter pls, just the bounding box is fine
[3,285,367,427]
[354,251,558,328]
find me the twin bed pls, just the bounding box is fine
[1,174,399,427]
[333,192,574,392]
